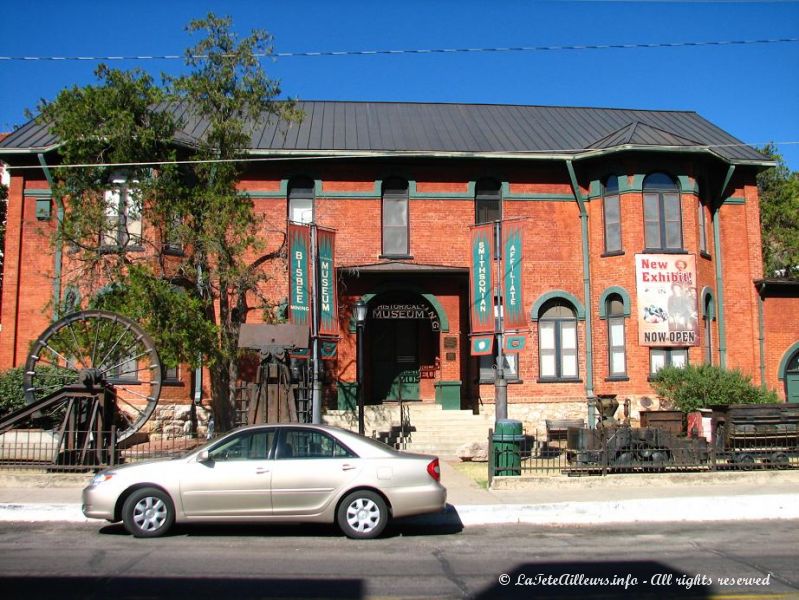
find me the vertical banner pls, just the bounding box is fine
[502,220,526,330]
[635,254,699,347]
[317,227,338,336]
[469,224,495,336]
[288,222,311,326]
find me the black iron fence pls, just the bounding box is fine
[488,425,799,484]
[0,429,209,471]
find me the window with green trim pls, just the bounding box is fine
[475,178,501,225]
[698,199,708,254]
[382,178,409,256]
[602,176,622,254]
[538,300,579,381]
[643,173,682,251]
[288,177,314,224]
[606,295,626,377]
[102,174,142,249]
[649,347,688,376]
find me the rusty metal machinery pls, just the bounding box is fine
[0,310,162,466]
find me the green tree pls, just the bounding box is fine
[36,14,300,431]
[758,144,799,279]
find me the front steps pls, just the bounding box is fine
[324,403,493,456]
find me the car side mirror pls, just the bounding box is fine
[197,450,211,463]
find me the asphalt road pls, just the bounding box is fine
[0,519,796,599]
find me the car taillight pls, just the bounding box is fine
[426,458,441,482]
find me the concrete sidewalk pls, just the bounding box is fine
[1,463,798,526]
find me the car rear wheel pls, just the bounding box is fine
[122,488,175,538]
[337,491,388,540]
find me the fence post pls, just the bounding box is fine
[487,428,494,488]
[110,426,117,467]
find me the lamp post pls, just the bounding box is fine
[354,299,368,436]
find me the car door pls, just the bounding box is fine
[270,428,363,516]
[180,428,275,517]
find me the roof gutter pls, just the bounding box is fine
[566,159,595,427]
[713,164,736,369]
[36,153,63,321]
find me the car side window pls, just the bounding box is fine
[208,430,275,461]
[278,429,356,459]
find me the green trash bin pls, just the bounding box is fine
[493,419,524,476]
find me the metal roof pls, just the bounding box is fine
[0,101,770,165]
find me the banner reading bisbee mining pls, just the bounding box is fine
[288,223,311,326]
[469,224,495,345]
[635,254,699,347]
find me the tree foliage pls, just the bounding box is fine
[35,13,301,431]
[652,364,778,413]
[758,144,799,279]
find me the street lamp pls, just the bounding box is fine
[354,299,368,436]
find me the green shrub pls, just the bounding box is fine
[652,364,778,413]
[0,367,26,416]
[0,365,78,418]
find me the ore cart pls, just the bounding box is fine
[712,403,799,467]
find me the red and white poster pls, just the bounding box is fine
[635,254,699,347]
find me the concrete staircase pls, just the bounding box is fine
[324,403,493,457]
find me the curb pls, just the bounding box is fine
[4,494,799,526]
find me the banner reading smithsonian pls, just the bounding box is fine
[635,254,699,347]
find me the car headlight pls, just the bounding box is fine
[91,472,115,486]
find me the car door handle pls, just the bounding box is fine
[341,464,357,471]
[255,468,270,475]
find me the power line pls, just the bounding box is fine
[4,141,796,171]
[0,38,797,63]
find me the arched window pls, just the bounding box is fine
[602,176,622,254]
[703,292,715,364]
[643,173,682,251]
[288,177,315,224]
[475,178,501,225]
[538,300,578,381]
[382,177,409,257]
[606,294,626,377]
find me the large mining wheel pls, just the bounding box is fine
[24,310,162,443]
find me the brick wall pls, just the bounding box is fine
[0,158,782,420]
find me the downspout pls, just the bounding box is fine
[566,160,595,427]
[37,154,62,321]
[756,282,767,390]
[712,164,735,369]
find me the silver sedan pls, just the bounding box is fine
[82,424,447,539]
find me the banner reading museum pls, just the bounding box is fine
[635,254,699,347]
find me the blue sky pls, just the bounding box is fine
[2,0,798,169]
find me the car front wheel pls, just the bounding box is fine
[337,490,388,539]
[122,488,175,538]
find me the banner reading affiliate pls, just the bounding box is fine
[502,220,526,331]
[317,227,338,337]
[470,224,495,337]
[288,223,311,326]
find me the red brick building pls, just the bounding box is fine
[1,102,797,431]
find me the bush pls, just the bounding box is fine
[0,365,79,419]
[652,364,778,413]
[0,367,26,417]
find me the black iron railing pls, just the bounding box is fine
[488,426,799,479]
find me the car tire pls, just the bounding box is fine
[337,490,388,540]
[122,488,175,538]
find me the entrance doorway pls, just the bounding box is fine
[371,319,420,401]
[785,348,799,403]
[365,292,441,403]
